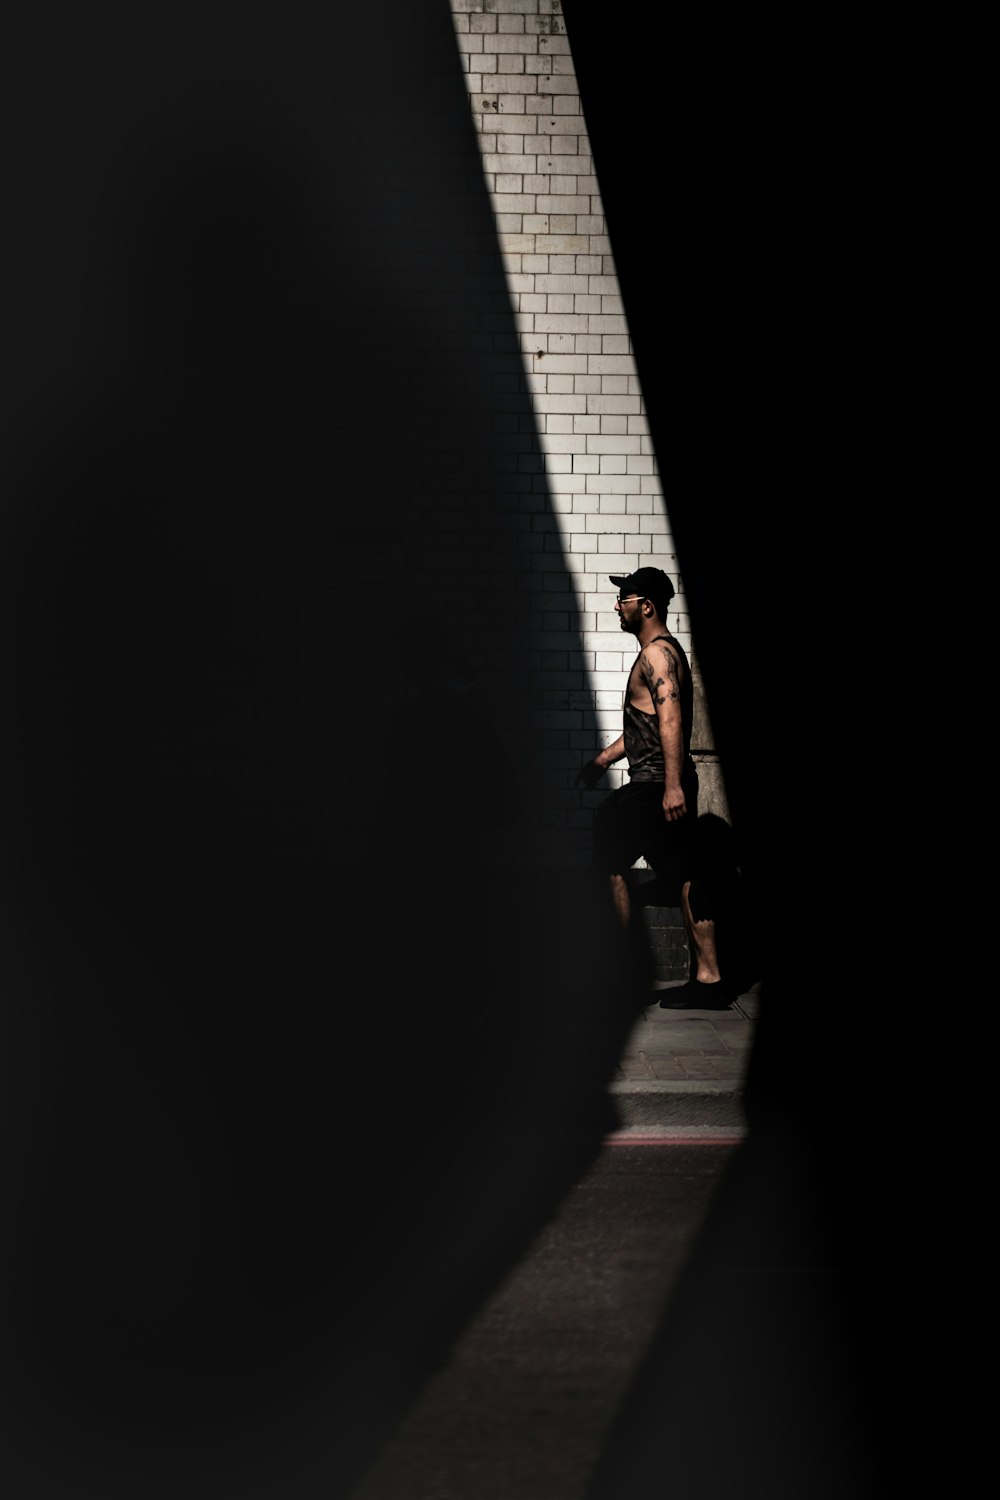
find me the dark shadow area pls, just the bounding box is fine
[561,3,903,1495]
[0,5,630,1496]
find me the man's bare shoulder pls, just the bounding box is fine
[640,633,684,670]
[638,634,686,701]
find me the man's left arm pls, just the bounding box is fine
[641,641,686,822]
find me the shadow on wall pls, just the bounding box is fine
[0,4,625,1496]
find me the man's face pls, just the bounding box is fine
[615,593,645,634]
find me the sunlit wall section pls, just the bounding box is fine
[450,0,697,815]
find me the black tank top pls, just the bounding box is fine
[624,634,695,785]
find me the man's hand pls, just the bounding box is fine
[662,785,687,822]
[575,756,606,791]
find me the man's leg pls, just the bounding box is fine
[608,871,631,929]
[603,868,658,996]
[680,877,722,983]
[591,789,656,994]
[658,877,734,1009]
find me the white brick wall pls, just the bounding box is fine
[450,0,698,865]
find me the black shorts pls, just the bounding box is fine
[591,778,696,899]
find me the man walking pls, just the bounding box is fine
[576,566,734,1008]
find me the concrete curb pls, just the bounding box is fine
[608,1080,747,1131]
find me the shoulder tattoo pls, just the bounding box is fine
[641,644,681,704]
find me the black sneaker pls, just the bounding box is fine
[657,977,735,1010]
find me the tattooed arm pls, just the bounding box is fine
[640,638,687,821]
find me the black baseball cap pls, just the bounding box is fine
[609,567,675,609]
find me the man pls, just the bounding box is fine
[576,566,734,1009]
